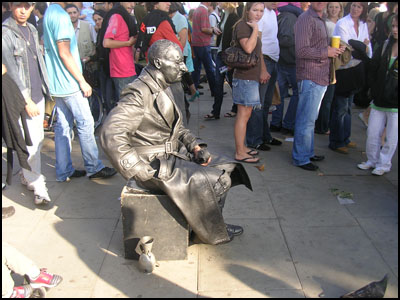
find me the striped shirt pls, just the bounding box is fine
[294,7,330,86]
[191,4,211,47]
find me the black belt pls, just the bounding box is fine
[263,55,273,61]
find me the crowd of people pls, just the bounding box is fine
[2,2,398,297]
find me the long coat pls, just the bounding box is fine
[100,66,252,245]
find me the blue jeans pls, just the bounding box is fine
[246,58,278,147]
[112,75,137,101]
[192,46,216,95]
[210,47,218,66]
[315,84,335,134]
[271,64,298,130]
[329,93,354,149]
[292,80,327,166]
[54,91,104,181]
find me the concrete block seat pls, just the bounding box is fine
[121,180,189,261]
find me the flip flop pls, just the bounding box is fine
[204,114,220,120]
[224,112,237,118]
[247,150,259,156]
[235,156,260,164]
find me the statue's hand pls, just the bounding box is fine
[193,146,211,166]
[134,161,156,181]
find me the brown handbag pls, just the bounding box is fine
[222,26,259,70]
[271,82,281,106]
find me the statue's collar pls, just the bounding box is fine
[140,66,170,94]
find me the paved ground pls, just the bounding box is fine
[2,83,398,298]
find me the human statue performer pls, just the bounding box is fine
[100,39,252,244]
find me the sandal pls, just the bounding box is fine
[188,90,200,102]
[235,156,260,164]
[247,150,259,156]
[224,112,237,118]
[204,114,220,120]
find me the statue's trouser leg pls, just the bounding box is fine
[213,171,232,213]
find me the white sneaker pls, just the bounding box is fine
[357,161,375,170]
[19,172,35,191]
[34,186,51,205]
[371,168,388,176]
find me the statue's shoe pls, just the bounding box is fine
[226,224,243,236]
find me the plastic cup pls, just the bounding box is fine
[331,36,341,48]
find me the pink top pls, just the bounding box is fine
[104,14,136,78]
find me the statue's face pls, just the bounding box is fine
[158,47,188,84]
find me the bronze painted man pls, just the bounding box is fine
[100,39,252,244]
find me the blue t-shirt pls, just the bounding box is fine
[43,3,81,96]
[171,12,193,72]
[172,11,190,57]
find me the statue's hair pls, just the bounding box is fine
[147,40,182,67]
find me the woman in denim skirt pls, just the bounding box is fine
[232,2,265,163]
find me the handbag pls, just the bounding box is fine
[271,82,281,106]
[222,25,259,69]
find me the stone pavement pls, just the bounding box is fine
[2,83,398,298]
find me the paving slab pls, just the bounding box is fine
[283,225,398,298]
[223,166,277,220]
[198,288,305,298]
[2,175,68,243]
[267,175,358,228]
[198,218,301,295]
[324,175,398,218]
[356,216,398,277]
[52,173,125,219]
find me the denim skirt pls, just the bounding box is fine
[232,78,261,107]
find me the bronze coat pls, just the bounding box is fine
[100,66,252,245]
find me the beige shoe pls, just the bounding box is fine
[332,147,349,154]
[346,142,357,148]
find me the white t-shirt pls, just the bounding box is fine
[209,10,220,47]
[333,14,373,69]
[325,19,336,38]
[257,8,279,61]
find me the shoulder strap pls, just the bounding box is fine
[210,12,218,23]
[231,23,239,47]
[381,39,389,56]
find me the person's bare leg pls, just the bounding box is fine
[234,105,259,162]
